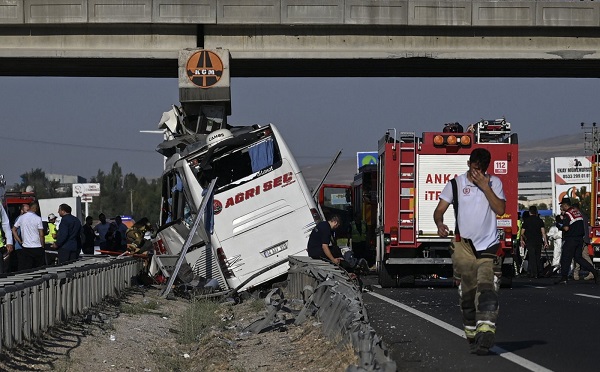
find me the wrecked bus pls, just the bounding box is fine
[153,121,321,292]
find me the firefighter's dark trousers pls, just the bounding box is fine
[451,239,502,341]
[560,237,596,279]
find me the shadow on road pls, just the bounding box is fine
[495,339,547,353]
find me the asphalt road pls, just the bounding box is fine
[362,275,599,372]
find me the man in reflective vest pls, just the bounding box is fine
[45,213,58,250]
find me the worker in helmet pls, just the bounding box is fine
[126,217,154,254]
[44,213,58,265]
[45,213,58,250]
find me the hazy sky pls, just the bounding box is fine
[0,76,598,186]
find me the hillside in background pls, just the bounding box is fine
[301,133,588,189]
[519,133,586,172]
[301,158,357,191]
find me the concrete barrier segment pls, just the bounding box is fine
[286,256,396,371]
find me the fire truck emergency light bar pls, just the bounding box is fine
[433,134,472,147]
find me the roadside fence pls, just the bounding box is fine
[0,256,143,352]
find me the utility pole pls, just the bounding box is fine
[581,122,599,227]
[130,189,133,216]
[582,122,599,158]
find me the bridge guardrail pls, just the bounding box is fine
[1,1,599,28]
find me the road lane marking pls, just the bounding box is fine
[522,285,547,289]
[368,291,554,372]
[574,293,600,299]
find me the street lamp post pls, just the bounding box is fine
[582,122,599,228]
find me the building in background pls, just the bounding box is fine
[46,173,87,194]
[518,171,552,208]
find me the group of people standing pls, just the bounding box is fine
[0,201,81,272]
[518,205,549,278]
[517,198,598,284]
[92,213,128,252]
[0,202,152,274]
[553,197,598,284]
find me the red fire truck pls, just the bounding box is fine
[376,119,519,287]
[1,183,36,226]
[317,183,353,246]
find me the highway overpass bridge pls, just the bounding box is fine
[1,0,600,77]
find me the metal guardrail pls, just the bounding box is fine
[287,256,396,372]
[0,256,143,352]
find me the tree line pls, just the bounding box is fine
[12,162,161,224]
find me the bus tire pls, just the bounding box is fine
[378,262,396,288]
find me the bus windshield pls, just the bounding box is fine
[188,128,282,193]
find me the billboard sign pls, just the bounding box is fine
[551,157,592,214]
[357,152,377,171]
[553,156,592,184]
[73,183,101,197]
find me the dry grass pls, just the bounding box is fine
[0,287,359,371]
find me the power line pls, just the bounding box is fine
[0,135,156,154]
[0,134,357,160]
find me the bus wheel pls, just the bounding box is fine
[378,262,396,288]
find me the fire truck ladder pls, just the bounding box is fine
[397,132,417,244]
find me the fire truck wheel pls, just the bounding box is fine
[378,263,397,288]
[397,275,416,287]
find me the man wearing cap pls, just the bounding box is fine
[555,197,598,284]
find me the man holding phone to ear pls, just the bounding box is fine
[433,148,506,355]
